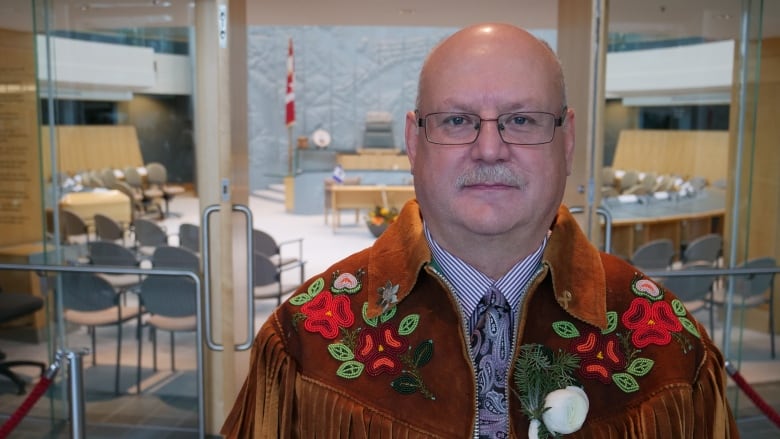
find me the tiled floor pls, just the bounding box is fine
[1,193,778,437]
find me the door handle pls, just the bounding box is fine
[202,203,255,351]
[568,206,613,254]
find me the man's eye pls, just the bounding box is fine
[507,114,530,126]
[443,115,470,126]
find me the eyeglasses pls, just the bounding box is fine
[417,108,566,146]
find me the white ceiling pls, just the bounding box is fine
[1,0,778,41]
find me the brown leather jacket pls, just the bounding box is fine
[223,200,738,438]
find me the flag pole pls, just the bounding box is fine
[285,37,296,176]
[284,37,296,212]
[287,125,294,175]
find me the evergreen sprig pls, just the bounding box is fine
[513,344,581,438]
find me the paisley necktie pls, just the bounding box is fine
[470,286,513,438]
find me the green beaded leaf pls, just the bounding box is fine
[379,306,397,323]
[626,357,654,377]
[391,373,421,395]
[413,340,434,367]
[289,293,312,306]
[327,343,354,362]
[613,372,640,393]
[308,277,325,296]
[552,321,580,338]
[362,302,378,327]
[398,314,420,335]
[679,317,701,338]
[603,311,619,334]
[336,360,364,379]
[671,299,687,317]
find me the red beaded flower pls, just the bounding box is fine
[292,272,434,399]
[621,297,682,348]
[355,322,409,376]
[549,274,702,394]
[300,290,355,339]
[571,330,627,384]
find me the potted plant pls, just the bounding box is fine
[366,206,399,237]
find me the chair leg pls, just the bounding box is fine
[0,361,44,395]
[0,365,29,395]
[170,332,175,372]
[770,285,775,359]
[152,327,158,372]
[115,323,122,395]
[162,195,181,218]
[708,294,714,338]
[136,315,143,394]
[90,327,97,367]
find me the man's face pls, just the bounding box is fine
[405,32,575,246]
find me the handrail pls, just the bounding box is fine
[646,264,778,359]
[201,204,255,351]
[643,266,779,279]
[0,262,206,439]
[567,205,614,254]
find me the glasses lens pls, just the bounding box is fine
[424,113,479,145]
[498,112,555,145]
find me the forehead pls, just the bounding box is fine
[419,35,561,113]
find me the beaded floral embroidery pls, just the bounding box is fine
[550,274,701,393]
[292,269,435,399]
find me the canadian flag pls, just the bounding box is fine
[285,38,295,127]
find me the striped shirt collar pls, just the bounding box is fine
[424,223,548,327]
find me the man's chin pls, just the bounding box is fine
[458,215,518,237]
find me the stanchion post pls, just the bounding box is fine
[65,349,88,439]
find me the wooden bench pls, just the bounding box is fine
[329,185,415,230]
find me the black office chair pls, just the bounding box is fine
[0,290,46,395]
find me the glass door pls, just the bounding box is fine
[560,0,779,431]
[0,0,62,430]
[604,0,779,425]
[0,0,229,436]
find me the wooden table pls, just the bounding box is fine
[601,189,726,259]
[59,189,131,227]
[329,185,415,230]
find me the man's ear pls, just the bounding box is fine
[562,108,576,176]
[405,110,420,173]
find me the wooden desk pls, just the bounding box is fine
[609,210,724,259]
[59,190,131,227]
[336,153,411,171]
[602,190,726,259]
[329,185,415,230]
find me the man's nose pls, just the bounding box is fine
[471,119,509,162]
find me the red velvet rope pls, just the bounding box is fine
[726,361,780,429]
[0,375,53,439]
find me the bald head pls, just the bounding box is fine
[415,23,566,113]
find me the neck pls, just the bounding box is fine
[434,227,545,280]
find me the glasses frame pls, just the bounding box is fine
[416,107,567,146]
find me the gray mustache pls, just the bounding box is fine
[456,166,525,188]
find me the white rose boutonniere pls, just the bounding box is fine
[513,344,589,439]
[541,386,589,435]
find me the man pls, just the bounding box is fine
[223,23,738,438]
